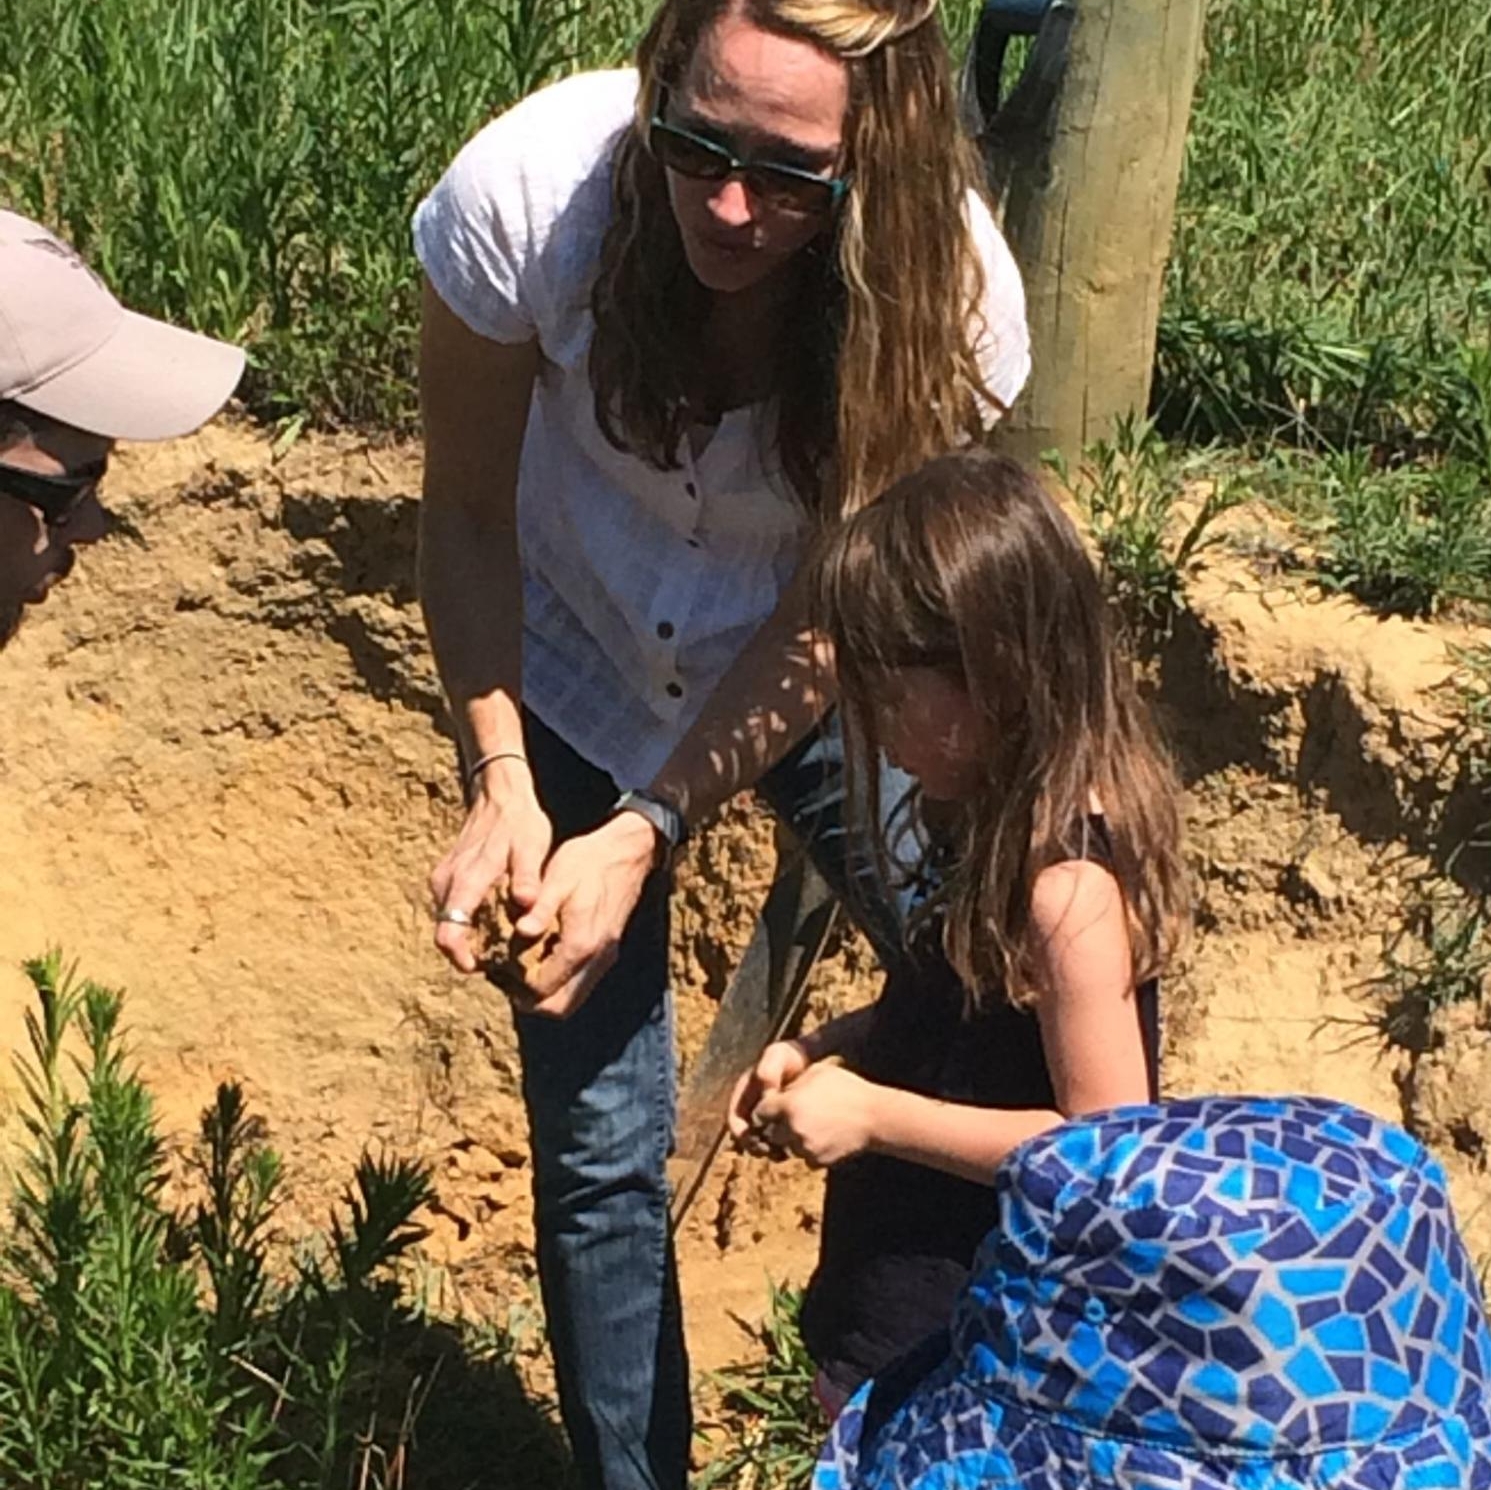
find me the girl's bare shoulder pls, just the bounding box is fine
[1029,857,1123,942]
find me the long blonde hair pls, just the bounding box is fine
[814,449,1190,1008]
[589,0,999,517]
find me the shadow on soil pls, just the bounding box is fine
[266,1306,574,1490]
[366,1315,573,1490]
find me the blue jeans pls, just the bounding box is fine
[516,712,913,1490]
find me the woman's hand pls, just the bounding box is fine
[750,1062,882,1169]
[728,1040,812,1144]
[431,758,553,973]
[508,812,660,1019]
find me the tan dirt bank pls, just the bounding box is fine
[1,425,1487,1385]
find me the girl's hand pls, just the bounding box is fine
[728,1040,812,1144]
[750,1062,881,1169]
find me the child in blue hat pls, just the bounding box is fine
[817,1094,1491,1489]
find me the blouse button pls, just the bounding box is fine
[666,682,684,699]
[685,482,697,498]
[1084,1298,1108,1325]
[657,621,675,640]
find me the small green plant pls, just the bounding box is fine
[1449,642,1491,787]
[1370,886,1490,1053]
[1315,451,1491,618]
[1055,416,1243,635]
[0,952,439,1488]
[696,1283,824,1490]
[264,1151,436,1490]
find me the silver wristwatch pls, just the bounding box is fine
[612,788,688,870]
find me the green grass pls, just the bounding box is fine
[0,0,985,431]
[0,0,651,428]
[1312,451,1491,617]
[1152,0,1491,622]
[7,0,1486,621]
[6,0,1484,503]
[1159,0,1491,452]
[695,1283,824,1490]
[3,0,1485,459]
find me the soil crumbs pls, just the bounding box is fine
[1,424,1488,1465]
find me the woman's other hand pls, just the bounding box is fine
[506,811,660,1018]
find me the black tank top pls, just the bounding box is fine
[799,819,1160,1396]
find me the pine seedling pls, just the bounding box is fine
[8,952,97,1354]
[267,1150,435,1488]
[192,1082,283,1355]
[0,954,278,1487]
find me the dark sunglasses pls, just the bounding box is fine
[0,458,107,527]
[648,113,849,218]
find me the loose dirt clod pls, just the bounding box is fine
[470,901,556,1001]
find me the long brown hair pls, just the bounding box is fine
[814,447,1189,1007]
[589,0,999,517]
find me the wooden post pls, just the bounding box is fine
[972,0,1207,465]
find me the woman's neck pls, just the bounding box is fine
[695,262,803,416]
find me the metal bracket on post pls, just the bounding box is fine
[961,0,1077,206]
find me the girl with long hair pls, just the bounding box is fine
[730,448,1188,1413]
[414,3,1029,1485]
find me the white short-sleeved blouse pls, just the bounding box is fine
[414,69,1030,787]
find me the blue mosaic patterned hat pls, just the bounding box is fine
[815,1096,1491,1489]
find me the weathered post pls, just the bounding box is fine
[967,0,1207,465]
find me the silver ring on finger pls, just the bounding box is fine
[437,906,475,927]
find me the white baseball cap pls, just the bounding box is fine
[0,208,246,441]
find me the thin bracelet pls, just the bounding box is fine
[465,750,529,793]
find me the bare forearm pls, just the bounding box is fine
[416,285,539,773]
[418,502,526,765]
[648,580,832,824]
[868,1087,1064,1185]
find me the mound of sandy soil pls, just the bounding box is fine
[1,425,1487,1390]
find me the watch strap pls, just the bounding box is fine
[612,788,687,866]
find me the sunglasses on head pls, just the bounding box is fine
[0,459,106,527]
[648,104,850,219]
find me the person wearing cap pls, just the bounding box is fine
[0,208,245,647]
[817,1094,1491,1490]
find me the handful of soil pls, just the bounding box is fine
[470,901,559,1000]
